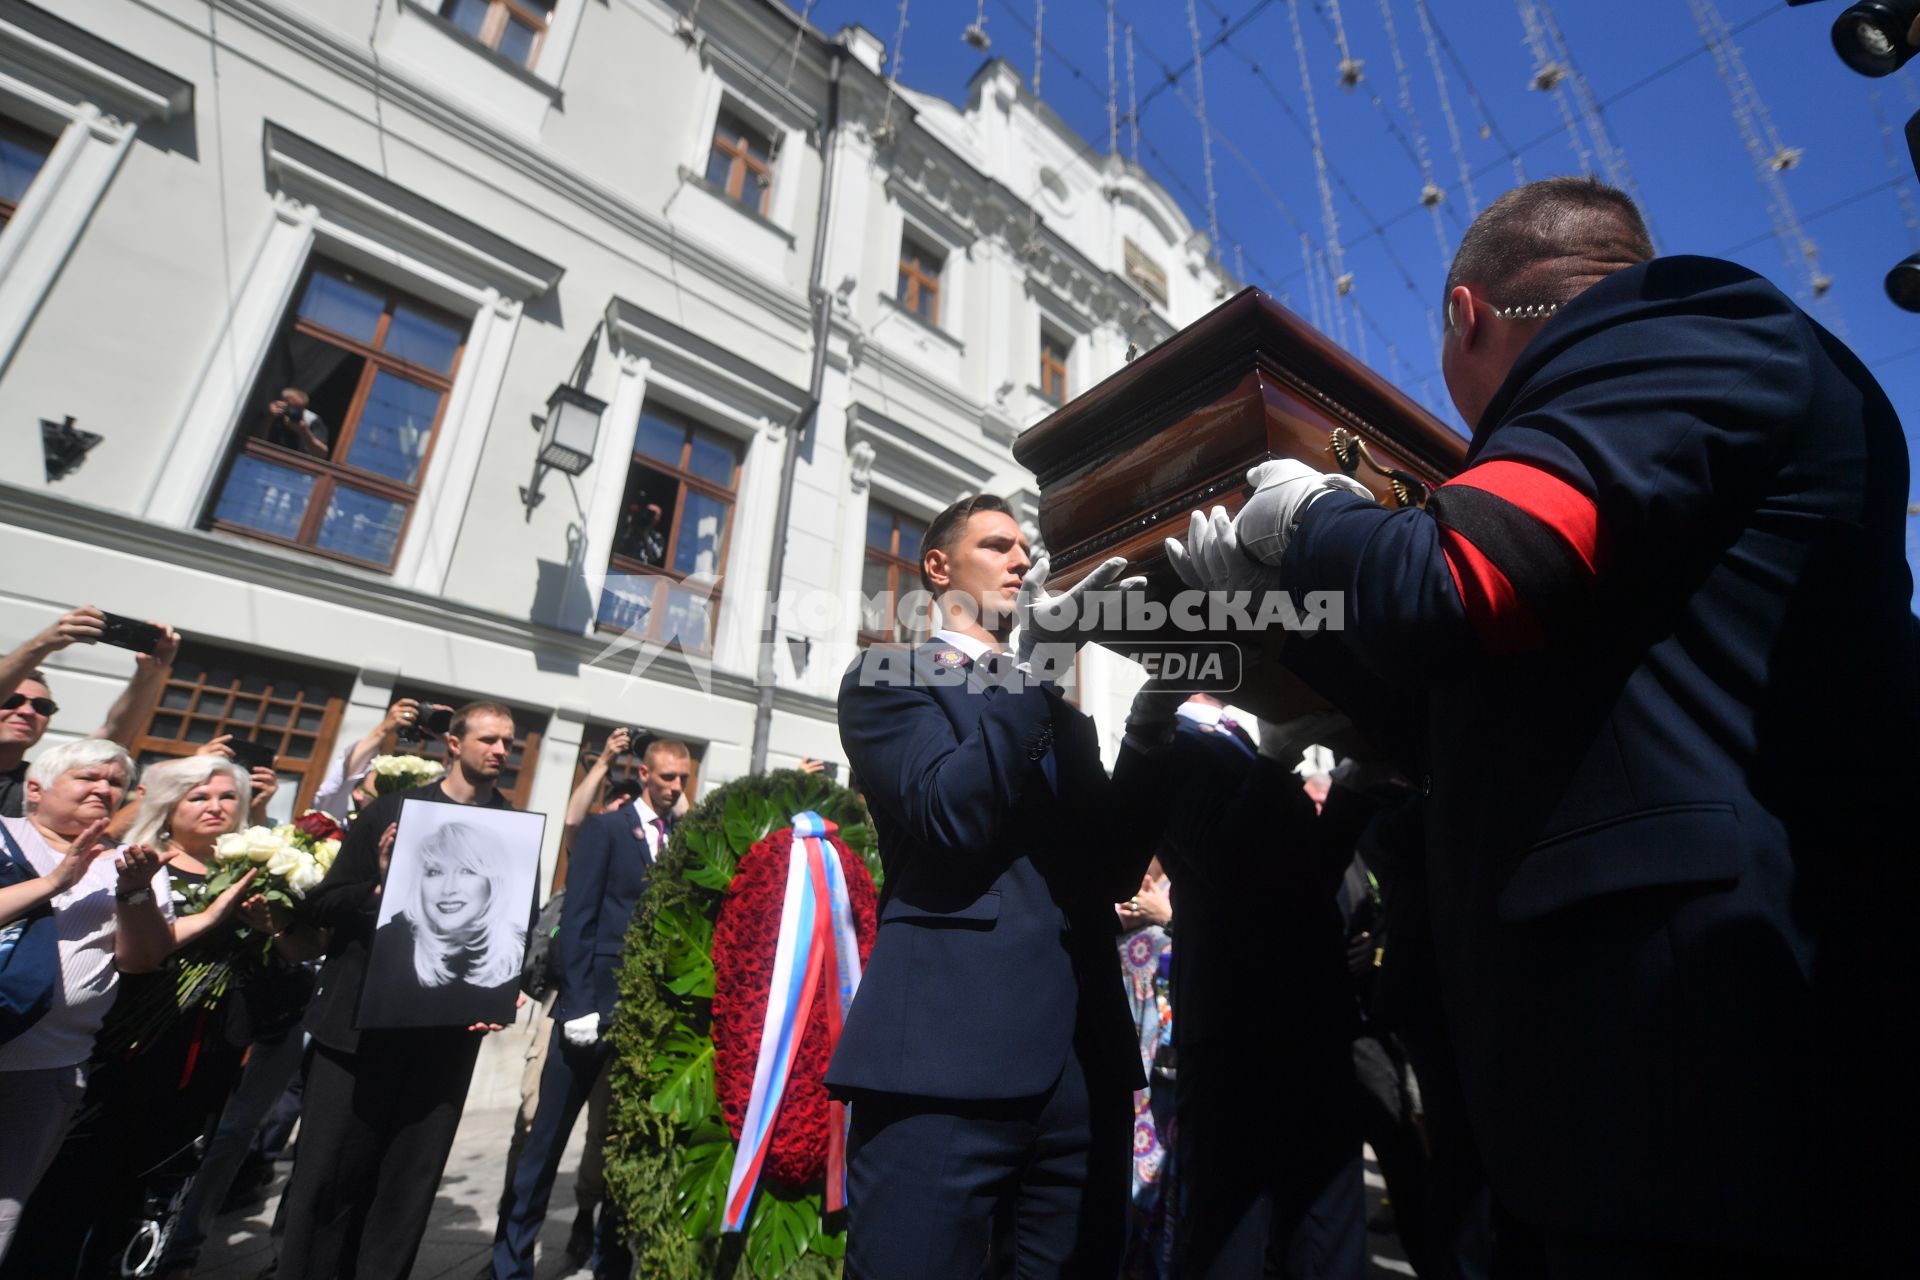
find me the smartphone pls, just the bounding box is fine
[822,761,841,783]
[226,738,278,772]
[98,612,164,655]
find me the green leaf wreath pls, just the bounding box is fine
[604,768,880,1279]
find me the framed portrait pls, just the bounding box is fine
[358,800,547,1030]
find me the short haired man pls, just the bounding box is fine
[829,493,1163,1277]
[1172,178,1919,1271]
[0,605,182,817]
[487,736,691,1280]
[280,701,527,1280]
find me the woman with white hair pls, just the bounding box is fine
[357,819,526,1030]
[0,755,331,1277]
[0,741,256,1264]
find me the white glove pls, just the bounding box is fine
[1011,555,1146,679]
[1165,506,1285,595]
[562,1012,601,1047]
[1257,710,1353,768]
[1232,461,1376,566]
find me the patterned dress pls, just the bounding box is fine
[1119,908,1176,1279]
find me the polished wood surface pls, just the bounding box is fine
[1013,287,1469,718]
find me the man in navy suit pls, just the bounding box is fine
[1150,703,1381,1279]
[829,493,1164,1278]
[1172,177,1918,1273]
[487,738,693,1280]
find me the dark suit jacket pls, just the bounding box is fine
[1154,720,1373,1066]
[301,782,516,1054]
[554,807,653,1026]
[1281,256,1920,1253]
[825,642,1158,1101]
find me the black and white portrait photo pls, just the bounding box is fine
[357,801,545,1030]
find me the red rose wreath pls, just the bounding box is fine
[709,824,878,1187]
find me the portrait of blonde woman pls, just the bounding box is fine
[358,818,528,1030]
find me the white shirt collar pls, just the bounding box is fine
[1176,701,1224,728]
[932,628,1000,664]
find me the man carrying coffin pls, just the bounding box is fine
[1170,177,1918,1274]
[828,494,1167,1279]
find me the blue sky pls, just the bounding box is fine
[785,0,1920,598]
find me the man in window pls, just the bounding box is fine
[614,502,667,569]
[263,386,331,459]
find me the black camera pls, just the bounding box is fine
[396,701,454,744]
[1790,0,1920,76]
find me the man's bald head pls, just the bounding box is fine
[1445,176,1654,314]
[1439,177,1654,429]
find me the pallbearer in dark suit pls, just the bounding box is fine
[1152,705,1379,1279]
[829,494,1162,1279]
[488,738,693,1280]
[1172,177,1920,1274]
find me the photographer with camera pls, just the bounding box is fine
[0,605,181,818]
[307,698,448,825]
[263,387,330,460]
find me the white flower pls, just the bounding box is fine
[287,851,327,897]
[266,843,303,880]
[313,838,340,872]
[242,826,284,864]
[213,831,253,864]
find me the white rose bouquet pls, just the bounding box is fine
[167,809,346,1014]
[367,753,445,796]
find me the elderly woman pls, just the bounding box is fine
[0,756,325,1278]
[0,741,255,1264]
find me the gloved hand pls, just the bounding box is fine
[1012,555,1146,679]
[1124,683,1188,743]
[562,1012,600,1048]
[1256,710,1353,769]
[1164,506,1283,594]
[1232,460,1375,566]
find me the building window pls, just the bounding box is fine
[132,642,352,821]
[896,236,943,325]
[437,0,556,68]
[0,118,56,230]
[379,688,548,809]
[1124,238,1169,307]
[1040,331,1071,406]
[597,407,743,651]
[706,108,774,215]
[860,503,929,645]
[206,260,466,570]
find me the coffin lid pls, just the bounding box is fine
[1012,287,1463,486]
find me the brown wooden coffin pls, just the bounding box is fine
[1013,287,1468,719]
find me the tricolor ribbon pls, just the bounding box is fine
[722,812,863,1232]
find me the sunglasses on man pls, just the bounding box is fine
[2,693,58,717]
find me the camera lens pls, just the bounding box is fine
[1832,1,1920,77]
[1886,253,1920,312]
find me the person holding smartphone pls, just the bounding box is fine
[0,605,181,818]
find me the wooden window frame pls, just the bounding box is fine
[860,504,928,647]
[206,259,467,572]
[440,0,554,68]
[708,109,774,215]
[1040,332,1071,406]
[896,238,943,326]
[0,117,57,229]
[132,644,351,816]
[599,412,742,654]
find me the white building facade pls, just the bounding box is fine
[0,0,1233,886]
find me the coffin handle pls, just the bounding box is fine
[1328,428,1431,509]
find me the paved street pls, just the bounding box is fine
[192,1099,1412,1280]
[193,1102,588,1280]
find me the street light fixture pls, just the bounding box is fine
[521,383,607,518]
